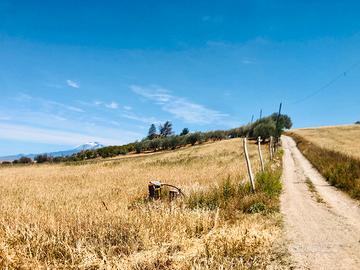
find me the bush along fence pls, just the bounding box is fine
[288,132,360,199]
[243,136,279,193]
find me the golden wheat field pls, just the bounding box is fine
[290,125,360,159]
[0,138,286,269]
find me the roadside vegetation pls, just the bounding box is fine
[0,138,288,269]
[305,178,325,203]
[288,132,360,199]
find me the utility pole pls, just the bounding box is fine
[275,102,283,146]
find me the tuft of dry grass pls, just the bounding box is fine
[0,138,287,269]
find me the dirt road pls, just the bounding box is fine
[281,136,360,269]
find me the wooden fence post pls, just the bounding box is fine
[243,137,255,192]
[269,136,274,160]
[257,136,265,172]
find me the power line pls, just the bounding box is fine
[292,61,360,105]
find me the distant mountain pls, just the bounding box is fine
[0,142,105,161]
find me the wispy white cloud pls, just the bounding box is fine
[14,93,85,113]
[131,85,172,103]
[0,123,140,146]
[241,59,254,64]
[105,101,119,109]
[122,111,161,124]
[201,15,223,23]
[130,85,227,124]
[123,105,132,111]
[66,79,80,89]
[92,100,119,110]
[15,93,32,101]
[46,100,85,113]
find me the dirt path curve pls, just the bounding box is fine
[281,136,360,269]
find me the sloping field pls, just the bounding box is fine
[0,139,286,269]
[290,125,360,159]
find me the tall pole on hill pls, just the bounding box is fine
[250,114,254,125]
[275,102,282,145]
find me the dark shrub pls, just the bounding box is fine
[18,156,33,164]
[168,136,180,149]
[186,133,201,146]
[149,138,161,151]
[1,161,11,165]
[134,142,143,154]
[35,154,52,163]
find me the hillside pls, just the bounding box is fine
[290,125,360,159]
[0,142,105,162]
[0,138,287,269]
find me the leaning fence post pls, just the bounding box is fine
[243,137,255,192]
[257,136,265,172]
[269,136,274,160]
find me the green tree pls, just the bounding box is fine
[149,138,161,151]
[18,156,33,164]
[180,128,189,136]
[253,121,277,140]
[186,133,202,146]
[35,154,52,163]
[135,142,143,154]
[147,124,157,140]
[159,121,173,137]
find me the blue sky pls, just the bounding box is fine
[1,0,360,156]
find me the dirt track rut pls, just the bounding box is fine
[281,136,360,269]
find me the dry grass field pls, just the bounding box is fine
[290,125,360,159]
[0,138,286,269]
[288,125,360,199]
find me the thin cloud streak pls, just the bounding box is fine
[66,79,80,88]
[131,85,228,124]
[105,102,119,109]
[14,93,85,113]
[0,123,135,146]
[122,111,161,124]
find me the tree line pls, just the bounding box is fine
[4,113,292,164]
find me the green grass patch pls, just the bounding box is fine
[186,154,283,218]
[305,177,325,203]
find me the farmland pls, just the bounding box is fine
[0,138,286,269]
[290,125,360,159]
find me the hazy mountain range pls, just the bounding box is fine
[0,142,105,161]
